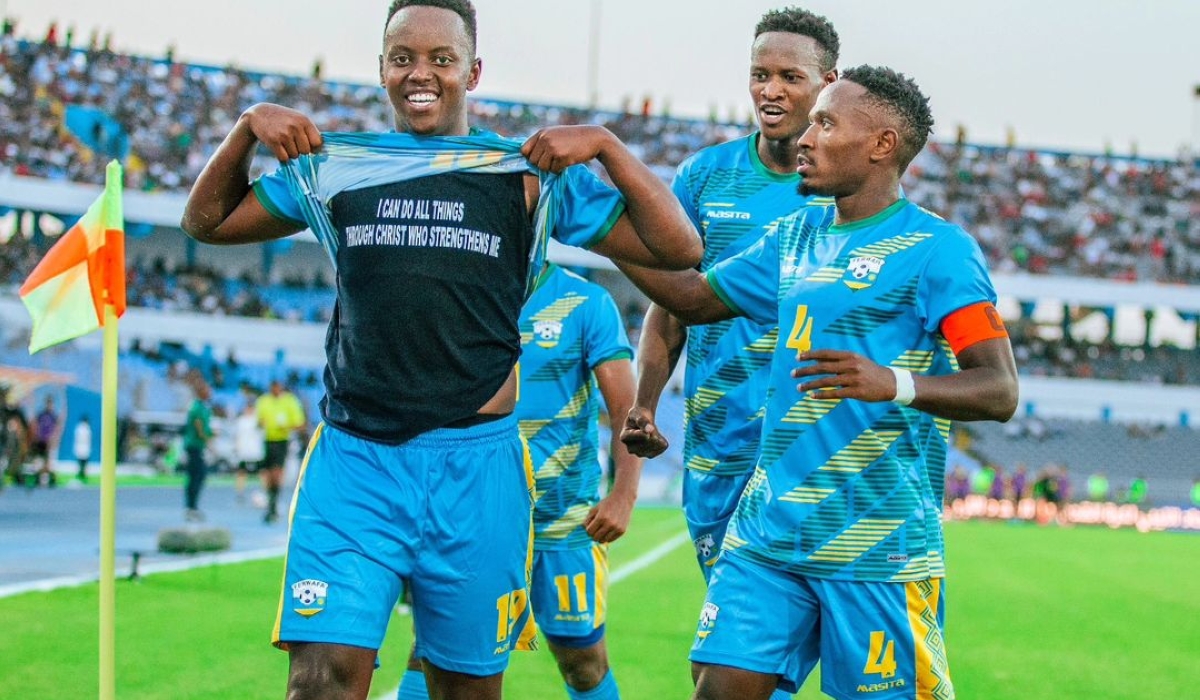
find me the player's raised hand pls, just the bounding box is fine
[620,405,669,458]
[792,349,898,402]
[242,102,324,162]
[521,125,616,173]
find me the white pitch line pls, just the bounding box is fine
[609,531,691,583]
[0,547,285,600]
[371,530,691,700]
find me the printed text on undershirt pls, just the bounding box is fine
[344,196,501,258]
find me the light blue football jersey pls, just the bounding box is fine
[707,198,997,582]
[671,134,825,476]
[518,265,633,550]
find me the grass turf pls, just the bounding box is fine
[0,511,1196,699]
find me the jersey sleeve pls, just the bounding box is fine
[251,167,307,225]
[550,164,627,249]
[670,157,704,234]
[704,230,781,326]
[581,289,634,370]
[916,227,998,334]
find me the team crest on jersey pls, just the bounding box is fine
[696,602,720,639]
[291,579,329,617]
[843,255,884,290]
[693,533,717,559]
[533,320,564,348]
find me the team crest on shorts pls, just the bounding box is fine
[693,533,716,559]
[843,255,884,290]
[533,320,564,348]
[291,579,329,617]
[696,602,720,639]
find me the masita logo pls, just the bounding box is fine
[705,209,752,220]
[291,579,329,617]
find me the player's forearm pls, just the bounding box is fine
[596,359,644,501]
[912,338,1018,422]
[596,138,702,270]
[635,304,686,412]
[608,435,643,501]
[614,260,734,326]
[181,113,260,243]
[911,367,1018,422]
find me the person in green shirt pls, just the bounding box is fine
[182,380,214,522]
[1125,476,1148,507]
[1086,472,1110,502]
[1191,478,1200,508]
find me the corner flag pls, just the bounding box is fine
[19,160,126,353]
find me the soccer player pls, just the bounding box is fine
[182,379,213,522]
[624,6,838,584]
[399,262,640,700]
[254,379,305,523]
[617,66,1018,699]
[519,263,640,700]
[180,3,699,699]
[30,395,60,487]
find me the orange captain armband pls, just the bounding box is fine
[940,301,1009,354]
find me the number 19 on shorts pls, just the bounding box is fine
[495,588,528,643]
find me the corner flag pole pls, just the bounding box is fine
[99,305,119,700]
[97,181,122,700]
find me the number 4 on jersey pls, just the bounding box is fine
[864,630,898,679]
[786,305,814,353]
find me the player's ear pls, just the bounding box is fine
[871,127,900,165]
[467,57,482,92]
[378,54,385,87]
[822,68,838,86]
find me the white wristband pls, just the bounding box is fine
[890,367,916,406]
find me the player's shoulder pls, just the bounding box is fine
[677,133,755,174]
[771,195,837,232]
[899,201,978,246]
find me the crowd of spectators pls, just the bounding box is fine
[7,24,1198,283]
[0,25,739,192]
[1007,319,1198,384]
[125,257,333,322]
[904,141,1200,285]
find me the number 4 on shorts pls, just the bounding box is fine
[863,630,897,679]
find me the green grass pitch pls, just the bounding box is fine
[1,508,1196,698]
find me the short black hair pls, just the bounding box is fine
[385,0,478,53]
[841,65,934,170]
[754,7,840,73]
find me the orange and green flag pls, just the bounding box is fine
[19,160,126,353]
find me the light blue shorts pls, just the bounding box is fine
[682,468,755,582]
[530,543,608,647]
[273,418,535,676]
[691,553,954,699]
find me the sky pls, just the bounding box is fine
[9,0,1200,158]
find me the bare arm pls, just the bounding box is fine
[521,125,702,270]
[621,304,686,458]
[791,337,1019,422]
[181,103,322,245]
[583,358,642,544]
[612,260,736,326]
